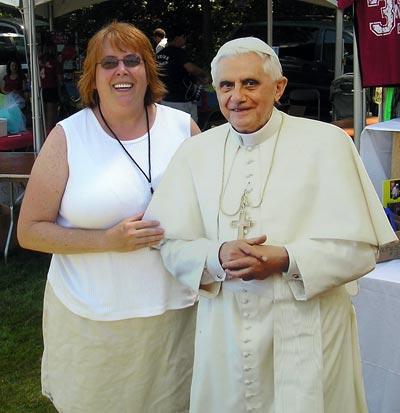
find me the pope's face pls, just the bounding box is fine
[214,53,287,133]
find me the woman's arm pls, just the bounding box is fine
[190,118,201,136]
[1,78,7,94]
[17,125,164,254]
[21,75,27,94]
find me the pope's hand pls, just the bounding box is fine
[219,235,267,264]
[105,212,164,252]
[220,238,289,281]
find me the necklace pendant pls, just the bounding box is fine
[231,208,254,239]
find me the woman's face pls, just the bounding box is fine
[10,62,18,73]
[94,39,148,110]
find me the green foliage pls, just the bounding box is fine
[0,249,55,412]
[52,0,333,69]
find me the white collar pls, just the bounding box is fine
[229,108,282,147]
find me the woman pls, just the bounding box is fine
[18,22,200,413]
[38,42,62,132]
[1,58,27,107]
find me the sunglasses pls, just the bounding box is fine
[97,54,143,70]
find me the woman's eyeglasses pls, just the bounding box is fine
[97,54,143,70]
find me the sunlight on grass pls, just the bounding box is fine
[0,249,56,412]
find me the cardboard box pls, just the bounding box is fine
[0,118,7,137]
[394,213,400,229]
[377,230,400,263]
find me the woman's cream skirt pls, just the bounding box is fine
[41,282,197,413]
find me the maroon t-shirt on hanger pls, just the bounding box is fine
[338,0,400,88]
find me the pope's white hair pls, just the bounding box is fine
[211,37,283,85]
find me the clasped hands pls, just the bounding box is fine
[219,235,289,281]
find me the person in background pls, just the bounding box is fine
[18,21,199,413]
[156,26,209,123]
[39,42,63,132]
[153,27,167,54]
[145,37,398,412]
[1,59,29,112]
[1,58,27,107]
[59,39,81,119]
[61,37,77,82]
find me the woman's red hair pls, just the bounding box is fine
[78,21,166,107]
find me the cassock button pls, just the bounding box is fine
[242,299,249,304]
[293,274,300,279]
[217,274,223,280]
[245,379,253,385]
[244,366,251,371]
[243,352,251,358]
[247,146,253,152]
[243,312,250,318]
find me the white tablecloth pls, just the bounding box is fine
[352,260,400,413]
[360,118,400,200]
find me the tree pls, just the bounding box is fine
[1,0,334,68]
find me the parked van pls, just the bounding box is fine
[0,17,49,82]
[0,17,24,34]
[0,16,49,35]
[0,33,28,82]
[228,19,354,120]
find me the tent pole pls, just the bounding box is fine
[353,29,364,152]
[267,0,273,45]
[48,1,54,31]
[23,0,44,152]
[334,8,344,79]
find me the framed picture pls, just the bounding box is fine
[383,178,400,212]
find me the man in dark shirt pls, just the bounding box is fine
[156,27,208,122]
[153,28,167,54]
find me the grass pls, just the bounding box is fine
[0,248,56,413]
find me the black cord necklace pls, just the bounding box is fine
[98,103,154,194]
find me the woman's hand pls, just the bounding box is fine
[18,127,164,255]
[105,212,164,252]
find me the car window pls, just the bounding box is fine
[0,34,27,75]
[274,26,319,62]
[230,24,319,63]
[13,36,27,64]
[321,29,336,70]
[0,36,18,65]
[231,24,267,40]
[321,29,353,72]
[0,25,19,34]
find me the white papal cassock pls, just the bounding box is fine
[145,108,398,413]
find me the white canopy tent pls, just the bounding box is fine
[0,0,110,152]
[1,0,108,18]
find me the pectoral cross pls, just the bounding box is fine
[231,189,254,239]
